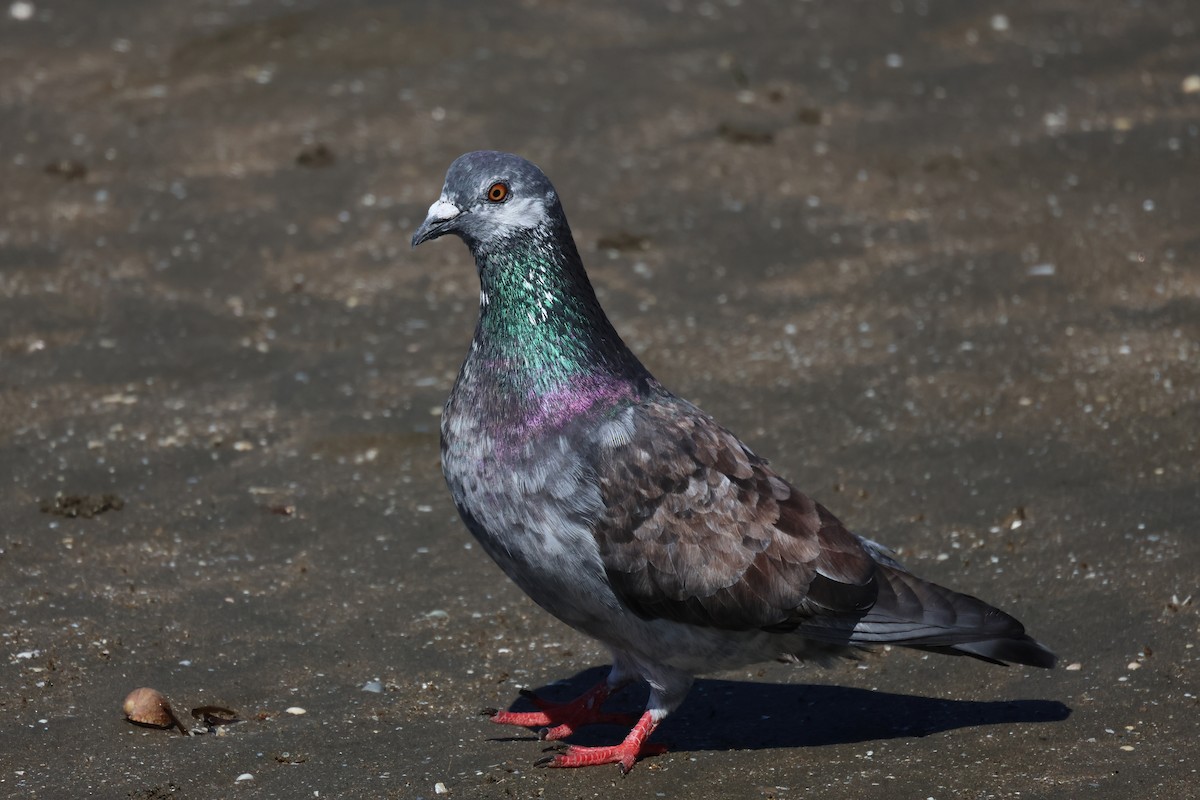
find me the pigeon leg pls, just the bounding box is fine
[534,710,666,773]
[485,681,636,741]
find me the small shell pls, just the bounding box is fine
[123,687,185,733]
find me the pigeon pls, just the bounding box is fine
[411,151,1056,773]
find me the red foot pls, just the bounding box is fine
[484,682,635,741]
[534,711,665,774]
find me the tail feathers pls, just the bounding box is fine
[833,564,1057,669]
[935,635,1057,669]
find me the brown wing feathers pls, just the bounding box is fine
[594,400,878,630]
[592,398,1056,668]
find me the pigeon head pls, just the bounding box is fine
[411,151,563,254]
[410,151,651,410]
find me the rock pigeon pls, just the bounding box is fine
[411,151,1056,773]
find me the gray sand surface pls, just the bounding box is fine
[2,1,1197,797]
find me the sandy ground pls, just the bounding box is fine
[2,1,1198,798]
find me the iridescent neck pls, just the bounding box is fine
[473,226,638,392]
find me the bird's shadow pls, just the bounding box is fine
[489,666,1071,751]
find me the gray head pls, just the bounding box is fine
[411,151,564,253]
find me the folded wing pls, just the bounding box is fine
[591,396,1055,668]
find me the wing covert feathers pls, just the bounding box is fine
[592,397,1055,668]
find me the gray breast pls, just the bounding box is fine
[440,404,626,630]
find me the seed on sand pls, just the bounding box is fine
[122,687,188,735]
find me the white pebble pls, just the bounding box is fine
[8,2,34,21]
[235,773,254,782]
[1065,662,1082,671]
[435,782,448,795]
[285,706,307,715]
[1043,110,1068,132]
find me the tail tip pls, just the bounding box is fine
[954,635,1057,668]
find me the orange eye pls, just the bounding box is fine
[486,182,509,203]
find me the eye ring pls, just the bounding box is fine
[486,182,509,203]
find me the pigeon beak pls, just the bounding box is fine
[411,199,462,247]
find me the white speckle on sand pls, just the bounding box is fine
[235,773,254,782]
[8,2,34,21]
[1043,110,1068,132]
[285,706,307,715]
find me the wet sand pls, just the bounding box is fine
[2,1,1198,797]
